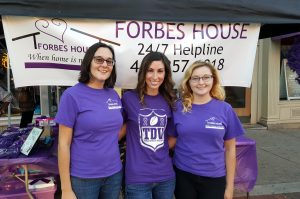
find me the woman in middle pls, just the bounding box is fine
[121,51,177,199]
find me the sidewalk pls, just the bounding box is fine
[234,127,300,199]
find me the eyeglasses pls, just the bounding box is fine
[93,56,115,66]
[190,75,213,83]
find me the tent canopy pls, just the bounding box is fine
[0,0,300,39]
[0,0,300,23]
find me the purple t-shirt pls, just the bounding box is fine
[55,83,123,178]
[173,98,244,177]
[122,90,175,184]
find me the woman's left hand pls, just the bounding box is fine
[224,187,233,199]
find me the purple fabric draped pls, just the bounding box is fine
[0,149,58,175]
[0,148,58,195]
[235,136,258,192]
[0,135,257,193]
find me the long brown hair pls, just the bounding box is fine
[135,51,177,109]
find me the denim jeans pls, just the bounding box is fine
[125,178,175,199]
[71,169,123,199]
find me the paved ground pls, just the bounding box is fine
[234,127,300,199]
[235,192,300,199]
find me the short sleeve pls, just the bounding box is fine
[55,91,79,128]
[224,106,245,140]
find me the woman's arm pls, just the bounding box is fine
[118,123,127,141]
[224,138,236,199]
[58,124,77,199]
[168,136,177,149]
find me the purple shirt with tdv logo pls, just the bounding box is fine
[173,99,244,177]
[122,90,175,184]
[55,83,123,178]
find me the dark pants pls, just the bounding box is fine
[174,166,226,199]
[20,110,34,128]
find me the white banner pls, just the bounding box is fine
[2,16,260,88]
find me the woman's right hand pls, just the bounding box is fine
[58,125,75,199]
[62,190,77,199]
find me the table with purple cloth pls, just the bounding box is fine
[0,140,58,198]
[0,133,257,196]
[235,136,258,193]
[0,149,58,176]
[0,125,58,178]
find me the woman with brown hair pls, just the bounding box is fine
[55,42,123,199]
[121,51,177,199]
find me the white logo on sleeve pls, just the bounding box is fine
[138,110,167,152]
[205,117,224,129]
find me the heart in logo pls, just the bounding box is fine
[35,18,67,43]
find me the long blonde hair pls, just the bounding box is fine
[179,61,225,112]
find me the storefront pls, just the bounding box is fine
[0,1,300,128]
[253,37,300,128]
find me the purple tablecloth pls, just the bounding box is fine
[0,149,58,175]
[0,135,257,193]
[0,136,58,182]
[0,135,58,196]
[0,125,58,178]
[235,136,258,192]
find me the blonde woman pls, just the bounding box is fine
[171,61,244,199]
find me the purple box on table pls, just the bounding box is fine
[0,178,56,199]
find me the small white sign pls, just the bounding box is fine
[283,59,300,100]
[20,127,43,156]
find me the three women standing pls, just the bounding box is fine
[56,45,243,199]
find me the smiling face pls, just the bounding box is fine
[145,60,166,95]
[189,66,214,101]
[88,47,113,88]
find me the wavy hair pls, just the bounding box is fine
[179,61,225,112]
[136,51,177,109]
[78,42,116,88]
